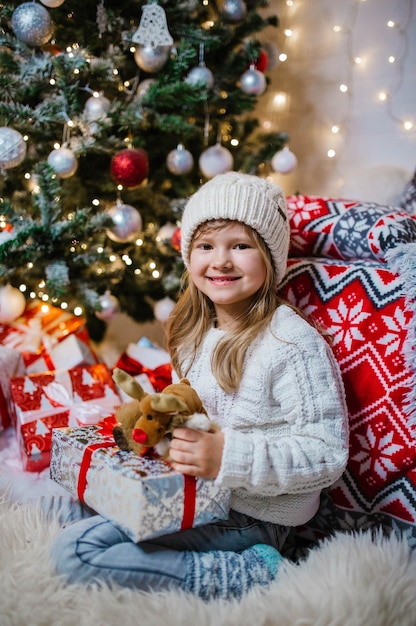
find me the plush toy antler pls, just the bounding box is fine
[112,367,212,457]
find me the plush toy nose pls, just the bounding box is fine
[132,428,148,444]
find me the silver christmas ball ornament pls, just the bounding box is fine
[240,66,267,95]
[106,201,143,243]
[84,94,110,122]
[271,146,298,174]
[218,0,247,23]
[0,127,27,169]
[199,144,234,179]
[47,147,78,178]
[185,65,214,90]
[134,78,156,102]
[156,222,178,255]
[134,45,171,73]
[12,2,53,47]
[166,144,194,175]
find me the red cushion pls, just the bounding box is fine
[286,195,416,262]
[278,257,416,529]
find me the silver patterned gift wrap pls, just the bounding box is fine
[50,424,231,542]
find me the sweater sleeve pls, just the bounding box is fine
[215,310,349,497]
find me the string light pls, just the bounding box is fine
[256,0,414,196]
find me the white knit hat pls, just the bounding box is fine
[180,172,289,285]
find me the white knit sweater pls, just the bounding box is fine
[175,304,349,527]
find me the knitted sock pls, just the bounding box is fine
[185,543,283,601]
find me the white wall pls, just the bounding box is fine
[258,0,416,205]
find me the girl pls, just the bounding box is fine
[51,172,349,600]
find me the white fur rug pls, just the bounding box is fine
[1,498,416,626]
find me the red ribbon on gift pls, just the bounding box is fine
[114,354,172,392]
[78,416,118,501]
[96,414,118,437]
[0,384,10,429]
[181,474,197,530]
[77,440,116,502]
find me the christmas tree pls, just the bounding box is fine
[0,0,288,341]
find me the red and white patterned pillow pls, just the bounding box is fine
[286,195,416,262]
[278,253,416,541]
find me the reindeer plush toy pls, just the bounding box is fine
[112,367,214,458]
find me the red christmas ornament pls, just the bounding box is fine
[110,148,149,188]
[254,49,268,72]
[171,226,181,252]
[41,42,62,56]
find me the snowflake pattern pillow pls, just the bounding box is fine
[278,256,416,542]
[286,195,416,262]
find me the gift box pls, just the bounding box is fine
[0,300,87,369]
[114,338,172,393]
[0,346,25,432]
[9,364,121,472]
[50,424,231,542]
[26,331,98,374]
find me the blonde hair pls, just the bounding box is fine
[166,221,287,393]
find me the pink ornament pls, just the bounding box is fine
[154,297,175,323]
[95,291,120,321]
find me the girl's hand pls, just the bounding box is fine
[169,427,224,479]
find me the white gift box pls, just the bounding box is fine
[27,333,98,374]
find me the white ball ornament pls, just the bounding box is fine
[0,285,26,323]
[106,201,143,243]
[95,291,120,321]
[185,65,214,90]
[0,127,27,169]
[47,147,78,178]
[154,297,175,323]
[84,94,110,122]
[11,2,53,47]
[218,0,247,23]
[271,146,298,174]
[199,144,234,179]
[166,144,194,175]
[240,66,267,96]
[134,78,156,102]
[134,45,171,73]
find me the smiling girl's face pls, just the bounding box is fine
[189,220,267,329]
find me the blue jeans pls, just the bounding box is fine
[51,509,289,592]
